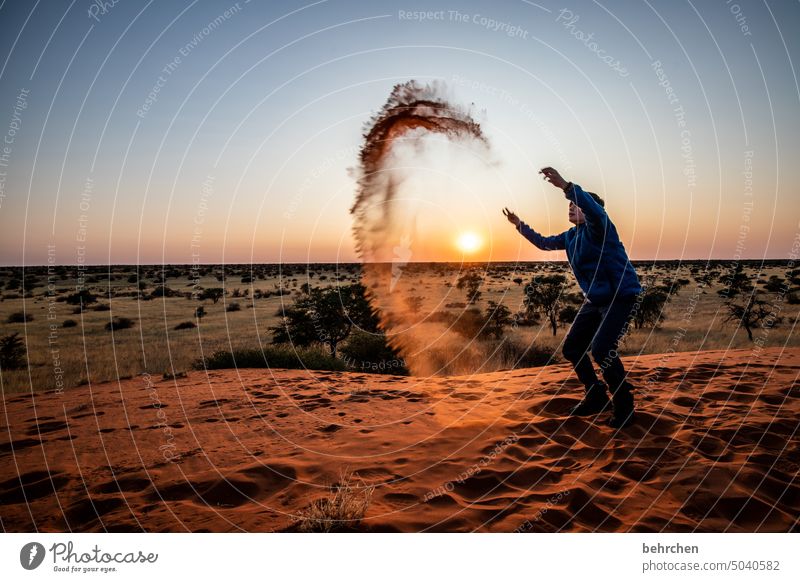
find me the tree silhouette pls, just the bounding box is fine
[271,283,379,357]
[483,301,513,339]
[523,275,570,336]
[64,289,97,306]
[457,271,483,304]
[0,333,26,370]
[724,295,775,341]
[200,288,225,304]
[719,264,778,341]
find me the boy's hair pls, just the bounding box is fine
[587,192,605,207]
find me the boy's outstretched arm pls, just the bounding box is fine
[564,182,609,241]
[563,182,606,222]
[540,167,608,240]
[503,207,566,251]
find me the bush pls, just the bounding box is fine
[226,302,241,312]
[64,289,97,306]
[558,305,579,324]
[428,310,456,324]
[174,321,196,330]
[451,308,484,338]
[7,311,32,323]
[200,287,225,303]
[632,287,670,329]
[522,274,571,335]
[456,271,483,304]
[62,319,78,328]
[294,469,374,532]
[490,337,558,369]
[92,303,111,311]
[483,301,512,339]
[195,344,346,371]
[0,332,26,370]
[149,285,176,298]
[105,317,135,331]
[513,311,540,326]
[339,330,407,375]
[270,283,379,357]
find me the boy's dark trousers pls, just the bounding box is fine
[562,296,638,398]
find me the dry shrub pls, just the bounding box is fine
[492,337,559,369]
[294,469,374,532]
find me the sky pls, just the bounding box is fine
[0,0,798,265]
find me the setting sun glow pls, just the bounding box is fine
[456,231,482,254]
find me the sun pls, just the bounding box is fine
[456,231,482,254]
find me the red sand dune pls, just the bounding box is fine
[1,348,798,532]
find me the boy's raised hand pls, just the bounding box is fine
[503,207,520,227]
[540,167,568,190]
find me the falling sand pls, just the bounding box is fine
[350,80,495,376]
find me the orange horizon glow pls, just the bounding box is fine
[455,231,483,255]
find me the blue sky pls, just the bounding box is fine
[0,0,798,264]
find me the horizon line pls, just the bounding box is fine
[1,257,793,268]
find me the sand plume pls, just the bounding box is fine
[350,80,493,376]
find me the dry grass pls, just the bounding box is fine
[0,262,797,393]
[0,270,330,393]
[293,468,375,532]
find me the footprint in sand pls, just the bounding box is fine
[93,476,154,494]
[0,438,41,453]
[317,423,342,433]
[63,497,125,530]
[147,464,297,507]
[199,398,234,408]
[0,470,71,504]
[73,411,105,419]
[382,492,418,508]
[26,420,68,435]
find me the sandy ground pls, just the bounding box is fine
[1,348,798,532]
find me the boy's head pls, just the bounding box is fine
[568,192,604,225]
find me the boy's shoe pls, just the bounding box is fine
[606,388,636,429]
[569,382,610,416]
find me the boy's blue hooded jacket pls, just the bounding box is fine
[516,182,642,306]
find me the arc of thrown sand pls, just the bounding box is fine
[349,84,490,376]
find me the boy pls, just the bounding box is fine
[503,167,642,429]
